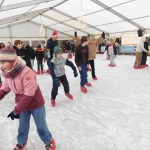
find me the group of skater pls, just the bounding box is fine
[0,30,149,150]
[0,30,102,150]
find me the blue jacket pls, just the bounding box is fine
[66,42,71,51]
[46,38,58,60]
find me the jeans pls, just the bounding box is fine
[47,58,51,69]
[79,64,88,86]
[17,106,52,146]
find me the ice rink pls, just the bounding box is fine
[0,53,150,150]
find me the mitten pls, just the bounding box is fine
[7,111,20,120]
[74,71,78,77]
[74,31,77,37]
[54,78,60,87]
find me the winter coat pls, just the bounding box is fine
[13,46,26,61]
[66,42,71,51]
[108,46,114,55]
[143,41,149,54]
[36,48,44,61]
[0,65,44,114]
[50,56,76,79]
[75,36,102,60]
[71,43,75,50]
[136,36,148,53]
[25,45,36,68]
[46,38,58,59]
[75,44,89,67]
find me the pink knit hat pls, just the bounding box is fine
[52,31,58,37]
[0,46,17,62]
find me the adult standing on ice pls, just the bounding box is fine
[46,31,58,73]
[133,36,148,69]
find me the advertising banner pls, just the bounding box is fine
[119,46,135,53]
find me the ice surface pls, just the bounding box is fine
[0,54,150,150]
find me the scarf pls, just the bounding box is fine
[1,56,26,78]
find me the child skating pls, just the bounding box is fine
[108,44,116,67]
[75,36,92,93]
[0,46,55,150]
[49,46,78,107]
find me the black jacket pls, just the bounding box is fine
[143,41,149,54]
[75,44,89,67]
[36,48,44,61]
[13,46,26,61]
[24,45,36,69]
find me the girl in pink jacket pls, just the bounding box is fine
[0,46,56,150]
[108,44,116,67]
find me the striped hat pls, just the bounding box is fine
[0,46,17,62]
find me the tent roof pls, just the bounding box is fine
[0,0,150,38]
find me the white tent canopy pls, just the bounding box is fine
[0,0,150,39]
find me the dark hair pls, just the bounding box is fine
[14,40,22,46]
[37,44,41,48]
[1,42,5,48]
[81,36,87,44]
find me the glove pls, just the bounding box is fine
[74,31,77,37]
[74,71,78,77]
[54,78,60,87]
[7,111,20,120]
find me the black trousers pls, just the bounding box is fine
[51,74,69,100]
[141,53,147,65]
[37,60,43,70]
[89,60,96,78]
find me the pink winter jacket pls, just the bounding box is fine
[108,46,114,55]
[0,66,45,114]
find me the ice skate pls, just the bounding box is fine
[81,86,87,93]
[65,93,73,100]
[93,76,97,80]
[45,138,56,150]
[14,141,27,150]
[85,83,92,87]
[51,99,55,107]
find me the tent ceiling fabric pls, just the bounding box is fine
[0,0,150,38]
[2,0,32,6]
